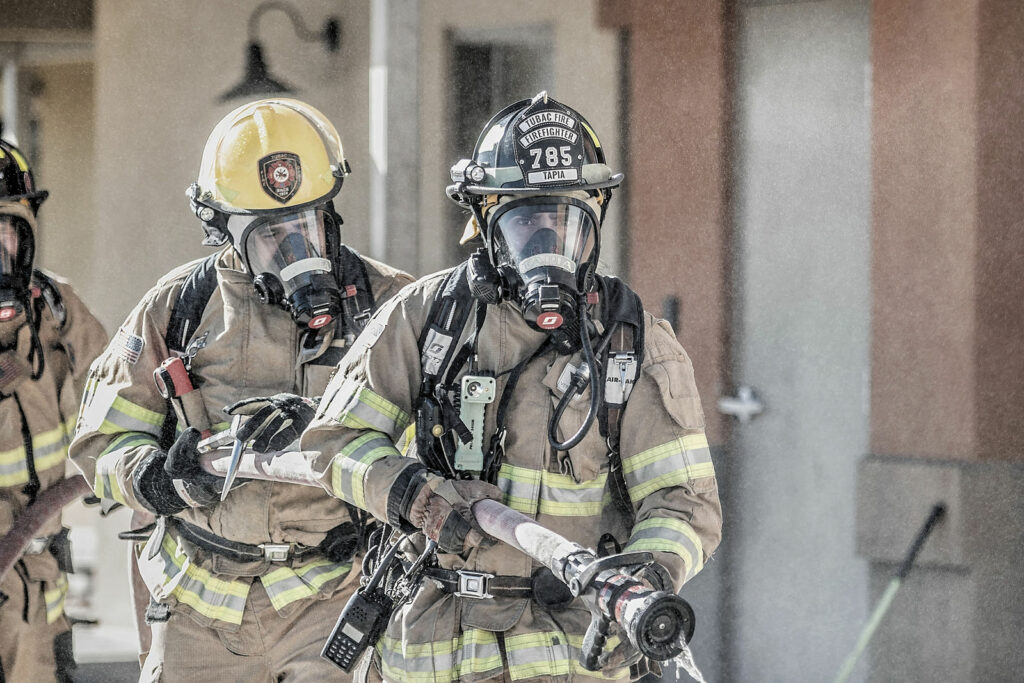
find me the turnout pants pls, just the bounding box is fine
[141,578,353,683]
[0,568,73,683]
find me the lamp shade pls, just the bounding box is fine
[219,42,295,102]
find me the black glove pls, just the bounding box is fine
[224,393,318,453]
[132,450,186,516]
[164,427,230,508]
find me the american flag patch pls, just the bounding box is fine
[116,328,145,364]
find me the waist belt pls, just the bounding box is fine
[169,518,322,564]
[424,567,534,599]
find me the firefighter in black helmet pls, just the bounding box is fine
[0,138,107,682]
[298,93,722,681]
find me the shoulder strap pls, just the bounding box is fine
[32,269,66,330]
[413,263,478,474]
[595,276,645,519]
[166,253,220,354]
[335,245,376,338]
[416,262,476,390]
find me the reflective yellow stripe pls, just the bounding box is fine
[377,628,625,682]
[378,629,503,682]
[44,574,68,623]
[331,381,411,437]
[0,419,75,486]
[626,516,705,581]
[623,433,716,500]
[95,432,157,503]
[158,534,248,625]
[261,559,351,611]
[331,432,399,508]
[498,464,610,517]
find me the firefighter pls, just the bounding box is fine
[298,92,723,681]
[68,99,414,681]
[0,138,108,682]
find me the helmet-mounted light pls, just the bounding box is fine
[450,159,487,185]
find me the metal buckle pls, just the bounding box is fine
[259,544,290,563]
[24,536,50,555]
[455,570,494,599]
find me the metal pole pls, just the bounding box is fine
[833,503,947,683]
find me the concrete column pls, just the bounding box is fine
[368,0,419,274]
[863,0,1024,679]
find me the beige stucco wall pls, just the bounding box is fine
[417,0,623,275]
[32,62,97,291]
[90,0,372,332]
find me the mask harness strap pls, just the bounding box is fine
[547,297,615,452]
[25,289,45,380]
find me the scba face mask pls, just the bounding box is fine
[489,195,598,335]
[231,208,342,329]
[0,212,35,323]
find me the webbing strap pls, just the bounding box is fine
[166,253,219,355]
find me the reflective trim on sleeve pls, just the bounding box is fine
[331,432,401,508]
[96,395,167,437]
[94,432,158,503]
[157,533,249,626]
[43,574,69,624]
[261,559,352,612]
[328,379,411,438]
[622,433,715,500]
[625,516,705,582]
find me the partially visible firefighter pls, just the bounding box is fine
[68,99,414,681]
[296,92,723,681]
[0,138,108,682]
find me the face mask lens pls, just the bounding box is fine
[242,209,334,297]
[0,217,25,277]
[493,201,595,275]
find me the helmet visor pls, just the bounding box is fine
[491,198,596,276]
[240,208,335,297]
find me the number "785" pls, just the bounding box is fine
[529,146,572,169]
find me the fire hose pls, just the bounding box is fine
[197,448,695,669]
[0,474,91,583]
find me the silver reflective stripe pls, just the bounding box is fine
[333,432,396,506]
[518,253,576,274]
[627,517,704,581]
[280,257,332,281]
[378,630,503,679]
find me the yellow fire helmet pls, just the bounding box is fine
[188,98,350,223]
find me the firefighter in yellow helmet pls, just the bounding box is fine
[68,99,414,681]
[0,138,108,682]
[295,92,722,681]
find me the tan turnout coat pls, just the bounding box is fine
[69,245,412,630]
[302,268,723,683]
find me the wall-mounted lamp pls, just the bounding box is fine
[219,1,340,102]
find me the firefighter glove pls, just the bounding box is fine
[224,393,318,453]
[163,427,232,508]
[407,476,504,554]
[132,450,187,516]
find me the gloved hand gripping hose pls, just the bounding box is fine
[548,296,613,451]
